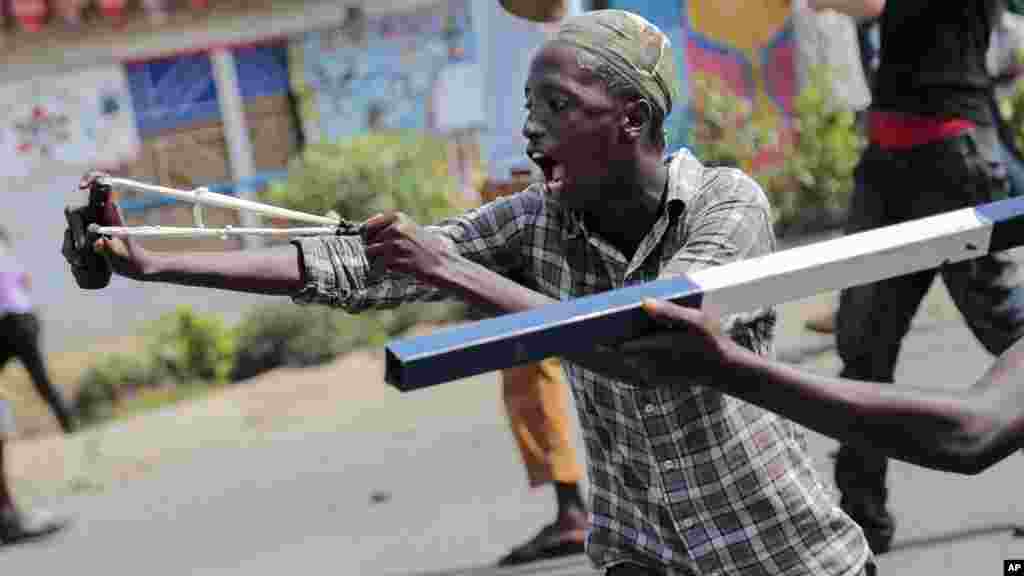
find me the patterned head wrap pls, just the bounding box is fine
[554,9,680,116]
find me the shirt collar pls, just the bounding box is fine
[561,152,691,240]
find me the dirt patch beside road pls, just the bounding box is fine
[5,322,452,502]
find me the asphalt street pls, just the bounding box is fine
[2,278,1023,575]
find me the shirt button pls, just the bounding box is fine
[662,460,676,470]
[644,404,656,415]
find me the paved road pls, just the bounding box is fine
[3,283,1024,575]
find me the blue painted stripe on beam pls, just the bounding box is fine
[974,196,1024,253]
[385,276,704,391]
[387,196,1024,392]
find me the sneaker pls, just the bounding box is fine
[0,508,70,546]
[497,521,585,566]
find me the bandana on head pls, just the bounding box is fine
[554,9,680,117]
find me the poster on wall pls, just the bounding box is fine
[0,65,140,178]
[234,42,291,101]
[124,51,220,137]
[289,0,481,145]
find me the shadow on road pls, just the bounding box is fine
[889,522,1024,553]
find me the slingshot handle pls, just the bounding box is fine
[62,174,118,290]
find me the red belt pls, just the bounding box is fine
[868,110,975,149]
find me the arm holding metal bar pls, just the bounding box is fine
[365,196,776,387]
[384,186,777,390]
[397,217,658,384]
[635,299,1024,475]
[384,197,1024,391]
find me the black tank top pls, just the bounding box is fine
[873,1,1001,125]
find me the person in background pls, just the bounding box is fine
[807,0,1024,556]
[0,225,74,545]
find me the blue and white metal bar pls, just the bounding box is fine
[384,197,1024,392]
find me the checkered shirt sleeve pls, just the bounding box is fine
[290,187,546,312]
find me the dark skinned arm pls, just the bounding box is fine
[637,299,1024,475]
[94,234,305,296]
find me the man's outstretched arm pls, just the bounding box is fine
[96,234,305,295]
[634,299,1024,475]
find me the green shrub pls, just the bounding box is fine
[260,130,459,225]
[230,303,377,382]
[72,353,163,425]
[998,49,1024,154]
[147,306,235,384]
[71,306,232,426]
[768,65,864,235]
[229,300,469,383]
[687,66,863,236]
[688,71,773,170]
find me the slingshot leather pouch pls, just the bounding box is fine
[62,177,115,289]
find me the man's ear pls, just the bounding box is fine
[622,99,653,141]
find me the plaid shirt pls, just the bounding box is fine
[291,151,871,575]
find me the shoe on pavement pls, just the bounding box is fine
[497,522,585,566]
[0,508,70,546]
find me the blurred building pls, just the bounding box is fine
[0,0,490,348]
[0,0,801,350]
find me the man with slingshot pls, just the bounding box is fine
[63,10,879,575]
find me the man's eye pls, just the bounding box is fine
[550,98,568,112]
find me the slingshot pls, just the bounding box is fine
[62,173,362,290]
[88,176,352,239]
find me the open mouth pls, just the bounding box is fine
[529,152,566,192]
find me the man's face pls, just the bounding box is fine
[522,42,624,211]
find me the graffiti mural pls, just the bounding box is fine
[608,0,796,167]
[685,0,795,167]
[289,1,480,144]
[0,65,140,177]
